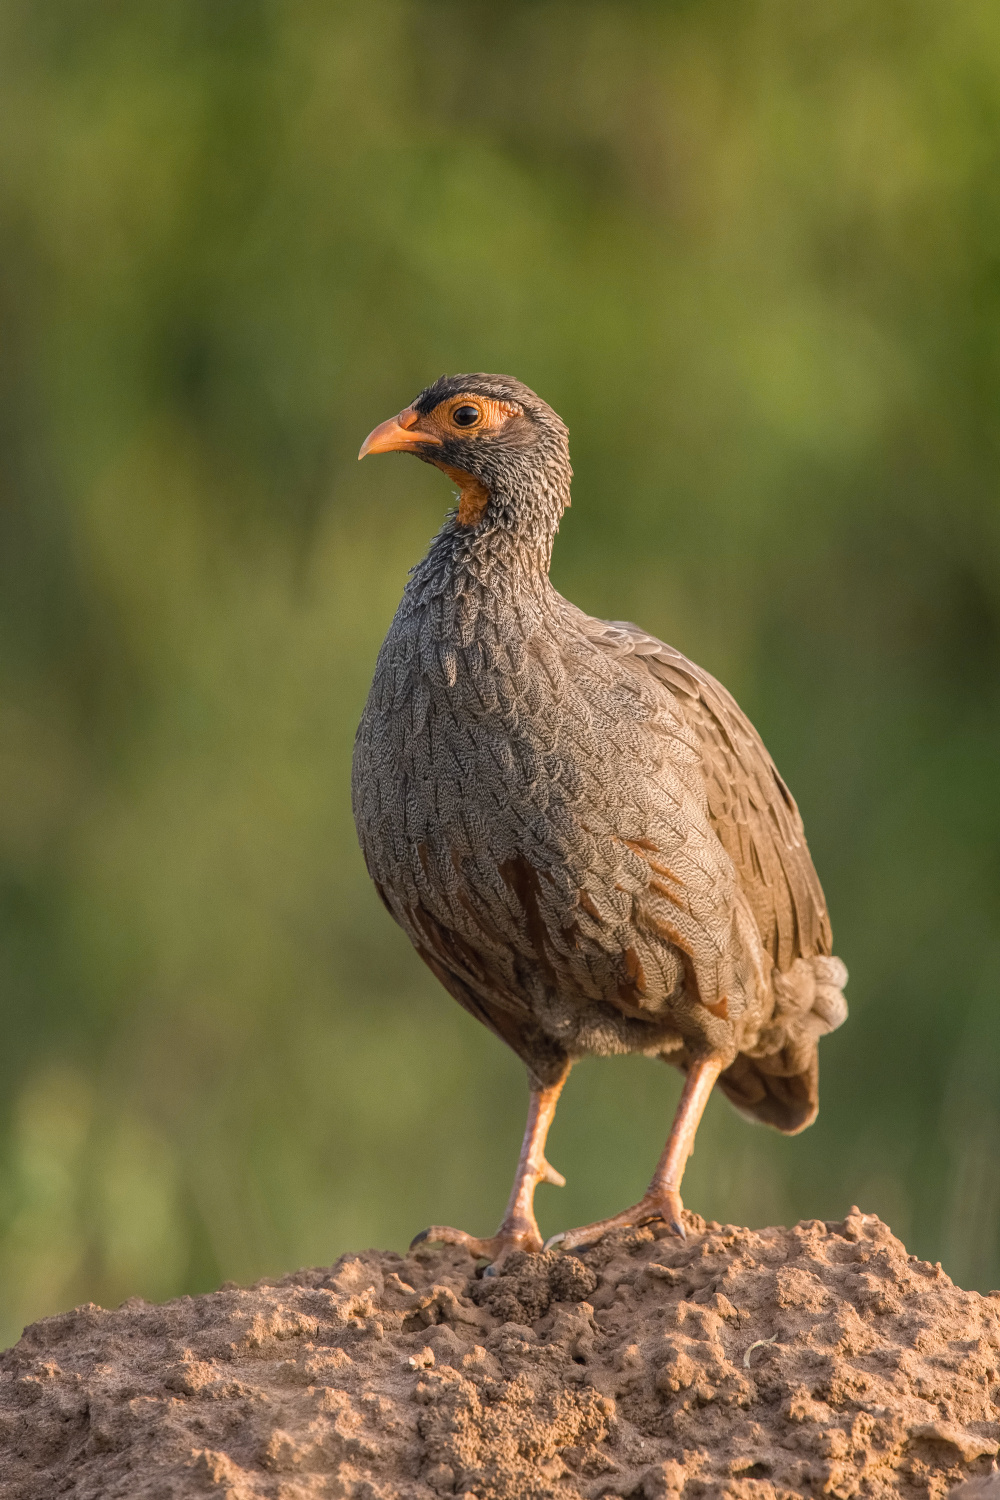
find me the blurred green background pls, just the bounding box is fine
[0,0,998,1349]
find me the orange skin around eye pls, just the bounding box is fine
[358,395,520,526]
[419,397,521,442]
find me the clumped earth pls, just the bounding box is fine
[2,1209,999,1499]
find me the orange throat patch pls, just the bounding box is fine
[436,463,490,527]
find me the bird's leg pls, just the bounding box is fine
[411,1067,569,1262]
[547,1055,723,1251]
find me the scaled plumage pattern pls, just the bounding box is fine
[354,374,847,1260]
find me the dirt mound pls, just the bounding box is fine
[2,1209,999,1499]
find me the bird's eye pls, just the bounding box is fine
[452,404,480,428]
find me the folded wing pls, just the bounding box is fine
[585,620,843,1134]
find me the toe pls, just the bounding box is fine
[409,1225,496,1257]
[551,1192,686,1251]
[409,1219,547,1261]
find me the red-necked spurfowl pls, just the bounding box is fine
[354,374,847,1259]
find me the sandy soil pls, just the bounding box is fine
[2,1209,999,1499]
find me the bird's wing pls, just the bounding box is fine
[584,619,831,971]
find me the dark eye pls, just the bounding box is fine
[452,404,480,428]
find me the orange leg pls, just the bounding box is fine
[548,1055,723,1251]
[411,1067,569,1262]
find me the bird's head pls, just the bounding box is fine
[358,373,571,533]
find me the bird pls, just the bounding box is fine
[353,373,847,1260]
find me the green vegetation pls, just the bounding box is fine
[0,1,998,1347]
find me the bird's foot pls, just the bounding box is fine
[544,1188,685,1253]
[409,1218,543,1266]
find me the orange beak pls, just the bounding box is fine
[358,405,442,460]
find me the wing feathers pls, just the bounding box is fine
[588,620,831,970]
